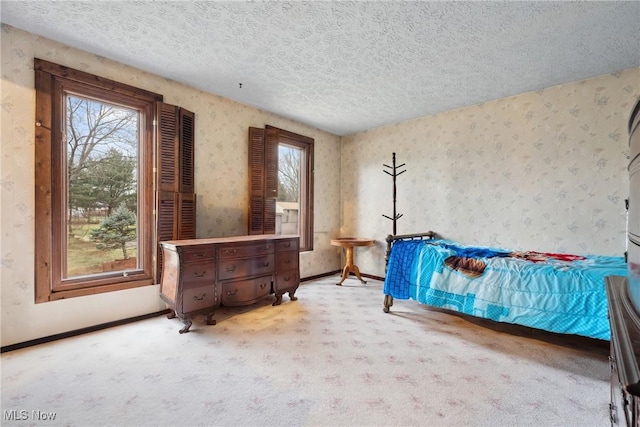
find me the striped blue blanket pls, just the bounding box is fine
[384,239,627,340]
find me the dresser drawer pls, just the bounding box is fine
[182,286,217,313]
[181,245,215,262]
[276,250,299,271]
[221,276,272,306]
[275,269,299,292]
[276,238,298,252]
[218,242,274,259]
[181,261,216,287]
[218,254,274,281]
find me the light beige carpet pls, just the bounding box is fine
[1,276,610,426]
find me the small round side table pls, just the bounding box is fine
[331,237,375,286]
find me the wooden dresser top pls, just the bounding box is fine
[161,234,299,248]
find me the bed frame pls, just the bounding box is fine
[383,231,438,313]
[381,231,626,340]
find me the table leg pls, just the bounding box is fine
[351,264,367,284]
[337,264,350,286]
[336,246,368,286]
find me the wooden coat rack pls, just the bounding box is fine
[382,152,405,236]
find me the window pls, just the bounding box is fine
[276,132,313,250]
[35,59,161,302]
[248,126,314,251]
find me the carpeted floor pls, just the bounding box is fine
[1,276,610,426]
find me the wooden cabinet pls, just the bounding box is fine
[605,277,640,427]
[606,97,640,427]
[160,235,300,333]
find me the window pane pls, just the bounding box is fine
[65,95,139,278]
[277,144,301,236]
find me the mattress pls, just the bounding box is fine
[384,239,627,340]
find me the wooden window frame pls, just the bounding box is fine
[34,59,162,302]
[248,126,314,252]
[275,128,314,252]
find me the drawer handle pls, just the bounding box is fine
[262,262,270,267]
[194,252,206,258]
[284,259,291,264]
[226,265,236,272]
[225,249,238,255]
[283,276,290,282]
[227,289,238,296]
[260,283,268,289]
[265,244,271,250]
[284,242,291,248]
[194,271,206,278]
[193,293,206,301]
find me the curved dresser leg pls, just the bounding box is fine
[272,293,283,306]
[178,318,193,334]
[206,312,217,326]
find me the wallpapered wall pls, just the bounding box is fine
[0,25,342,347]
[341,67,640,278]
[1,24,638,347]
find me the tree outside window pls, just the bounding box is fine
[65,96,140,277]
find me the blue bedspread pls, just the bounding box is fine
[383,239,627,340]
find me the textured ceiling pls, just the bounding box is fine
[2,1,639,136]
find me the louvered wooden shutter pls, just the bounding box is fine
[249,196,264,235]
[156,191,178,283]
[264,127,279,200]
[156,103,196,282]
[264,198,276,234]
[263,127,279,234]
[248,126,278,234]
[249,127,266,235]
[178,192,196,239]
[157,102,179,192]
[179,109,195,194]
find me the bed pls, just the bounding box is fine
[382,232,628,340]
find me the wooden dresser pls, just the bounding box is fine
[606,276,640,426]
[160,234,300,333]
[606,97,640,427]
